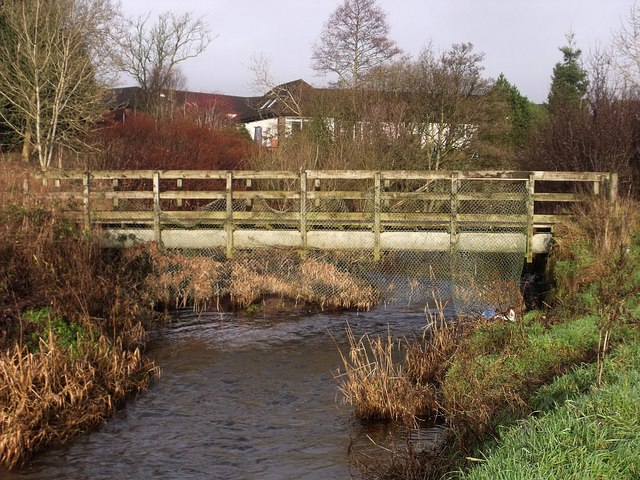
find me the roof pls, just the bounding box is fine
[107,86,264,123]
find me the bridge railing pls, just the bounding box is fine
[31,169,618,261]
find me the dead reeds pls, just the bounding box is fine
[335,324,438,425]
[0,161,161,469]
[0,332,158,470]
[135,247,379,312]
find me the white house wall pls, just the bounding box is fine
[244,118,279,146]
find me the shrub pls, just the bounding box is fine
[93,113,256,170]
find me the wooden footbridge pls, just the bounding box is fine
[34,169,618,262]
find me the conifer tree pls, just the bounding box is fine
[547,33,589,113]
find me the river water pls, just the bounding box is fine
[6,303,449,480]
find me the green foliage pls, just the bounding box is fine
[24,307,84,352]
[494,74,537,147]
[547,33,589,113]
[246,303,262,315]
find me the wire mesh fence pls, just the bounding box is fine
[35,169,617,316]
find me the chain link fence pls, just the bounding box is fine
[35,169,615,315]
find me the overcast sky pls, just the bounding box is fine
[118,0,634,103]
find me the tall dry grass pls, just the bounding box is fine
[551,197,640,299]
[0,334,158,470]
[335,324,438,425]
[0,160,161,469]
[335,295,467,426]
[134,247,379,312]
[550,197,640,385]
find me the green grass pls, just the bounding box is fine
[440,314,604,439]
[451,343,640,480]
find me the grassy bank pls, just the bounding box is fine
[453,342,640,479]
[339,197,640,479]
[449,198,640,479]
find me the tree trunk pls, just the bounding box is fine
[21,125,31,163]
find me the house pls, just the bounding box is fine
[108,80,475,152]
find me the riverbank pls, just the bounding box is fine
[449,197,640,479]
[339,197,640,479]
[455,341,640,479]
[0,163,378,470]
[0,168,161,468]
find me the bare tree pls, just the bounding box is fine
[117,11,212,115]
[311,0,401,89]
[248,53,305,118]
[612,2,640,96]
[0,0,120,169]
[386,43,497,170]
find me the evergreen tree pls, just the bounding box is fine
[547,33,589,113]
[494,74,540,148]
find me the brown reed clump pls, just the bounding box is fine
[129,247,378,312]
[0,161,162,469]
[335,325,438,425]
[0,333,159,470]
[127,243,226,311]
[335,291,471,426]
[299,258,377,310]
[228,254,378,310]
[229,258,298,308]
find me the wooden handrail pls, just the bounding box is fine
[33,169,618,261]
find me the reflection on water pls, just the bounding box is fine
[5,304,447,480]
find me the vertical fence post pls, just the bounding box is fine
[608,172,618,207]
[225,171,234,259]
[526,173,535,263]
[83,171,91,232]
[300,171,308,258]
[450,172,459,254]
[245,178,253,210]
[152,171,162,246]
[176,178,183,209]
[314,178,321,209]
[383,178,390,209]
[112,178,120,209]
[374,172,381,261]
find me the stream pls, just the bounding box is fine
[6,304,449,479]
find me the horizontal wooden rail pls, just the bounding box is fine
[32,169,618,262]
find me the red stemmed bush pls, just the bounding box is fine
[94,113,255,170]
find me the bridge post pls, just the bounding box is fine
[608,172,618,206]
[300,171,308,258]
[449,172,459,254]
[83,171,91,232]
[526,173,535,263]
[152,171,162,246]
[225,171,234,259]
[112,179,120,209]
[374,172,381,261]
[176,178,183,209]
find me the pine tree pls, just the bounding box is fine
[547,33,589,113]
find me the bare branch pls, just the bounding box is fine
[311,0,401,89]
[117,11,213,114]
[0,0,120,168]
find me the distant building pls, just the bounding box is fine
[108,80,475,151]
